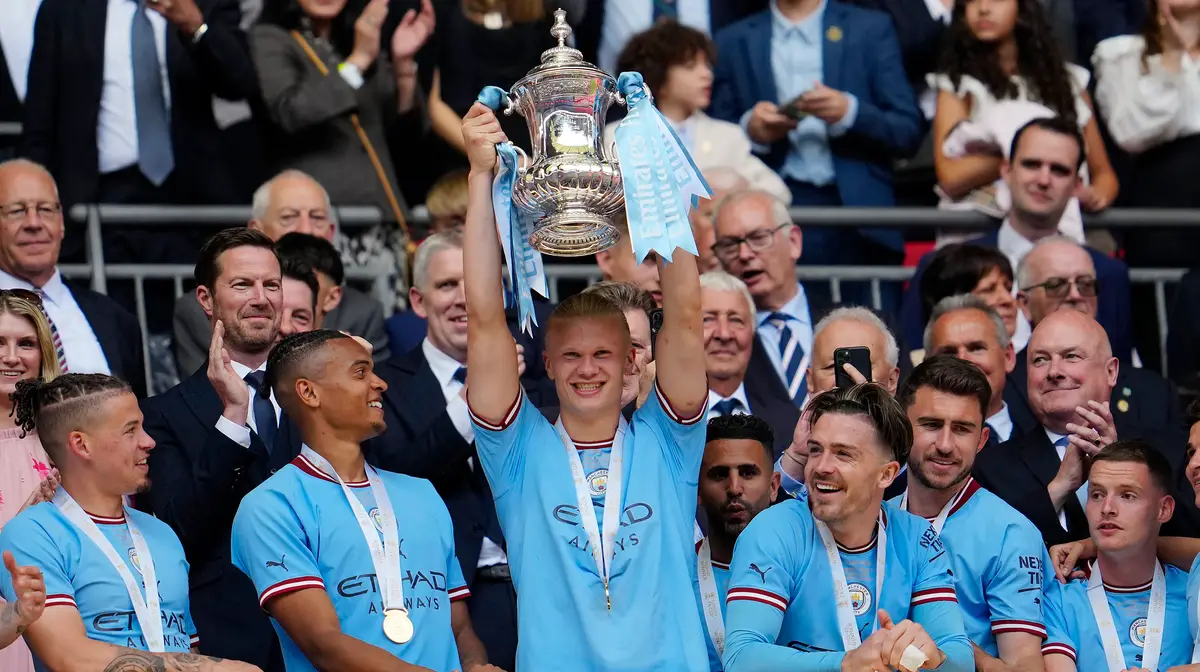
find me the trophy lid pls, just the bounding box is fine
[519,8,611,80]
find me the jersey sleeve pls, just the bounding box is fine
[468,387,539,499]
[1039,579,1078,663]
[230,488,325,611]
[635,382,707,487]
[910,524,973,672]
[1189,561,1200,643]
[0,510,77,610]
[982,522,1049,640]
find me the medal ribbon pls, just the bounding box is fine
[697,537,725,655]
[814,513,887,650]
[54,489,163,651]
[301,446,405,613]
[1087,559,1166,672]
[898,477,972,535]
[556,416,628,603]
[1193,579,1200,663]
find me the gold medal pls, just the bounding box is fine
[383,608,414,644]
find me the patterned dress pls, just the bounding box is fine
[0,426,51,672]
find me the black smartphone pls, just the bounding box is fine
[833,346,872,389]
[649,308,664,358]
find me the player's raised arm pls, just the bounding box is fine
[461,102,520,422]
[653,250,706,418]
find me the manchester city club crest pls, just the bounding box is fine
[1130,617,1147,647]
[587,469,609,497]
[847,583,871,616]
[128,548,142,575]
[370,507,385,534]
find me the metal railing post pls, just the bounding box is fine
[87,205,107,294]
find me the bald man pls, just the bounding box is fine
[974,311,1194,544]
[173,170,390,375]
[1008,236,1182,439]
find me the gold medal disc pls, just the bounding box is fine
[383,609,415,644]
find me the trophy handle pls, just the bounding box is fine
[502,90,518,116]
[511,144,529,174]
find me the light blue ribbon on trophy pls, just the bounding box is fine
[477,85,547,336]
[613,71,711,264]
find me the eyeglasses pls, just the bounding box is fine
[1021,275,1099,298]
[0,202,62,224]
[711,223,788,261]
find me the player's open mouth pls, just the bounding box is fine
[572,382,604,397]
[368,400,382,409]
[1096,521,1121,531]
[812,482,843,494]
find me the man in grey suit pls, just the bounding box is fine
[173,170,390,375]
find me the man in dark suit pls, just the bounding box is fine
[924,295,1037,448]
[362,231,517,669]
[1166,267,1200,398]
[709,0,921,308]
[0,159,145,396]
[174,171,391,375]
[899,117,1135,362]
[700,270,799,463]
[974,310,1194,547]
[0,38,24,158]
[142,228,299,671]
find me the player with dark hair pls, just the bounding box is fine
[230,330,501,672]
[0,374,258,672]
[723,383,972,671]
[894,355,1050,671]
[696,414,781,670]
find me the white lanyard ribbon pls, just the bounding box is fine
[814,513,887,650]
[697,537,725,655]
[556,416,627,607]
[301,446,404,612]
[1087,560,1166,672]
[54,489,163,652]
[898,484,961,535]
[1193,569,1200,664]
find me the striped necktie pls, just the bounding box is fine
[765,312,806,405]
[712,398,742,417]
[37,290,68,372]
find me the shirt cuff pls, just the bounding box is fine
[216,415,252,449]
[775,456,808,499]
[828,93,859,137]
[446,395,476,444]
[740,108,771,155]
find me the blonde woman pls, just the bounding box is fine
[0,290,61,672]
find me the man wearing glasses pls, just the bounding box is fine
[1007,235,1183,441]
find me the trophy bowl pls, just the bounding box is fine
[501,9,625,257]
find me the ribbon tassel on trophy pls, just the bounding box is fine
[477,8,712,335]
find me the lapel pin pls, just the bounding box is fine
[1122,387,1132,397]
[826,26,843,42]
[1117,399,1130,413]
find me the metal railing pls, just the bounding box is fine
[63,204,1200,394]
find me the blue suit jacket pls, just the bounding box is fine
[898,232,1135,362]
[708,3,922,251]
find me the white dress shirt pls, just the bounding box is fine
[985,402,1014,444]
[422,339,507,568]
[98,0,171,175]
[0,0,45,101]
[598,0,711,75]
[996,219,1036,352]
[705,383,752,421]
[214,359,283,448]
[0,269,111,375]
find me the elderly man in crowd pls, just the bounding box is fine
[925,294,1037,447]
[1009,235,1182,436]
[701,270,798,461]
[0,159,145,395]
[974,310,1198,546]
[173,170,389,374]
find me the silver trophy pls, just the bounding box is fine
[500,9,625,256]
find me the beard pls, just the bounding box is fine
[912,456,972,492]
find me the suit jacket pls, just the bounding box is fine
[708,3,922,252]
[385,299,558,408]
[845,0,946,91]
[602,112,791,205]
[573,0,767,68]
[140,366,301,671]
[172,286,391,376]
[22,0,257,206]
[68,281,147,399]
[0,41,20,154]
[742,373,801,463]
[998,382,1039,446]
[898,231,1135,363]
[363,346,497,583]
[1166,267,1200,394]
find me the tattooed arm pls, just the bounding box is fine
[22,605,261,672]
[0,551,43,650]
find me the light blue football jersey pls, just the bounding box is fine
[722,498,973,671]
[230,456,469,672]
[0,500,196,667]
[889,478,1049,655]
[469,384,710,672]
[1188,556,1200,656]
[1041,563,1192,670]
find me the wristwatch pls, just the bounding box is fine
[338,61,365,89]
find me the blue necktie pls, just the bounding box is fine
[244,371,278,453]
[1055,436,1090,508]
[766,312,806,406]
[712,398,741,417]
[131,1,174,186]
[652,0,678,21]
[452,367,467,384]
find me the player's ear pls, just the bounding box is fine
[1158,494,1175,524]
[878,459,899,490]
[293,377,321,410]
[769,470,782,503]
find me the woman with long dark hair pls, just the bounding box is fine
[931,0,1118,219]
